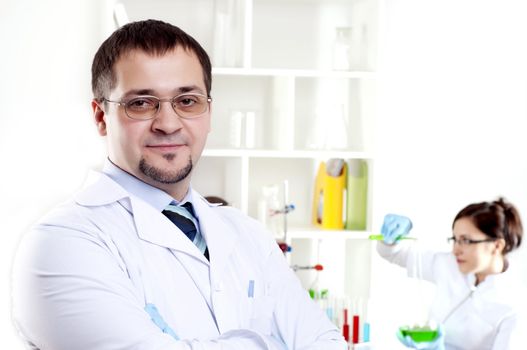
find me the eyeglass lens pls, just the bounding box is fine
[125,94,209,119]
[448,237,493,246]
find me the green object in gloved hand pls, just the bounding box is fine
[396,325,445,350]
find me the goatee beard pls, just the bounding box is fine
[139,155,193,184]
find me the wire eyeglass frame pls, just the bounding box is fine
[447,236,496,246]
[103,93,212,120]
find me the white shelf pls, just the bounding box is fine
[176,0,380,301]
[202,148,373,160]
[287,227,373,240]
[118,0,379,328]
[212,67,376,79]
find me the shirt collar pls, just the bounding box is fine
[102,159,194,212]
[465,262,513,290]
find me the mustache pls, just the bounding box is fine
[145,136,188,145]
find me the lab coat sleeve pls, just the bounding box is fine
[12,216,179,350]
[376,241,444,284]
[491,307,527,350]
[11,206,316,350]
[261,231,347,349]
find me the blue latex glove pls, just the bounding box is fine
[396,325,445,350]
[381,214,413,244]
[144,303,179,340]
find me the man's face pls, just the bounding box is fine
[93,47,210,199]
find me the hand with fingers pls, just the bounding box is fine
[381,214,413,244]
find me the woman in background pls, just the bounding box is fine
[379,197,524,350]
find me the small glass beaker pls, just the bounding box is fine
[332,27,352,71]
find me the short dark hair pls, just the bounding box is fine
[91,19,212,101]
[453,197,523,255]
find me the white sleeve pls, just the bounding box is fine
[491,308,527,350]
[376,240,411,268]
[262,234,347,350]
[11,223,295,350]
[376,241,445,283]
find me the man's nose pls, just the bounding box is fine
[151,102,183,134]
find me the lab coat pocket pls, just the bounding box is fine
[249,295,276,336]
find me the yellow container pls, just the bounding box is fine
[312,160,347,229]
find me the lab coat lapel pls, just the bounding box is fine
[75,171,208,262]
[75,170,128,205]
[192,192,241,332]
[131,198,209,263]
[192,191,239,279]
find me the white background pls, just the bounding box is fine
[371,0,527,347]
[1,0,527,348]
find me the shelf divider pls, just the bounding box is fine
[212,67,376,78]
[203,148,372,160]
[242,0,253,68]
[287,227,373,240]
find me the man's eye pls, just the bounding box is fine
[127,98,156,110]
[177,97,198,107]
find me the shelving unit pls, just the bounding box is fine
[120,0,379,309]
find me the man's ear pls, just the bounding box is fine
[91,99,107,136]
[206,102,212,134]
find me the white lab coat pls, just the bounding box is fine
[377,242,526,350]
[12,171,345,350]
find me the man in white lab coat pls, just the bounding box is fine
[12,19,346,350]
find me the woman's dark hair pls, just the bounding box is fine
[91,19,212,101]
[453,197,523,255]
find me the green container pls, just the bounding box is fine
[399,326,439,342]
[345,159,368,230]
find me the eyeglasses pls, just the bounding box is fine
[103,93,212,120]
[447,236,496,246]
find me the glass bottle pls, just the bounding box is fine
[332,27,352,71]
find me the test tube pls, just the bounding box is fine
[342,308,350,342]
[362,298,370,343]
[363,322,370,342]
[352,315,359,344]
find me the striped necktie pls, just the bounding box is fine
[162,202,209,260]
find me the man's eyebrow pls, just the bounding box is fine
[121,86,206,98]
[121,89,156,97]
[177,85,206,94]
